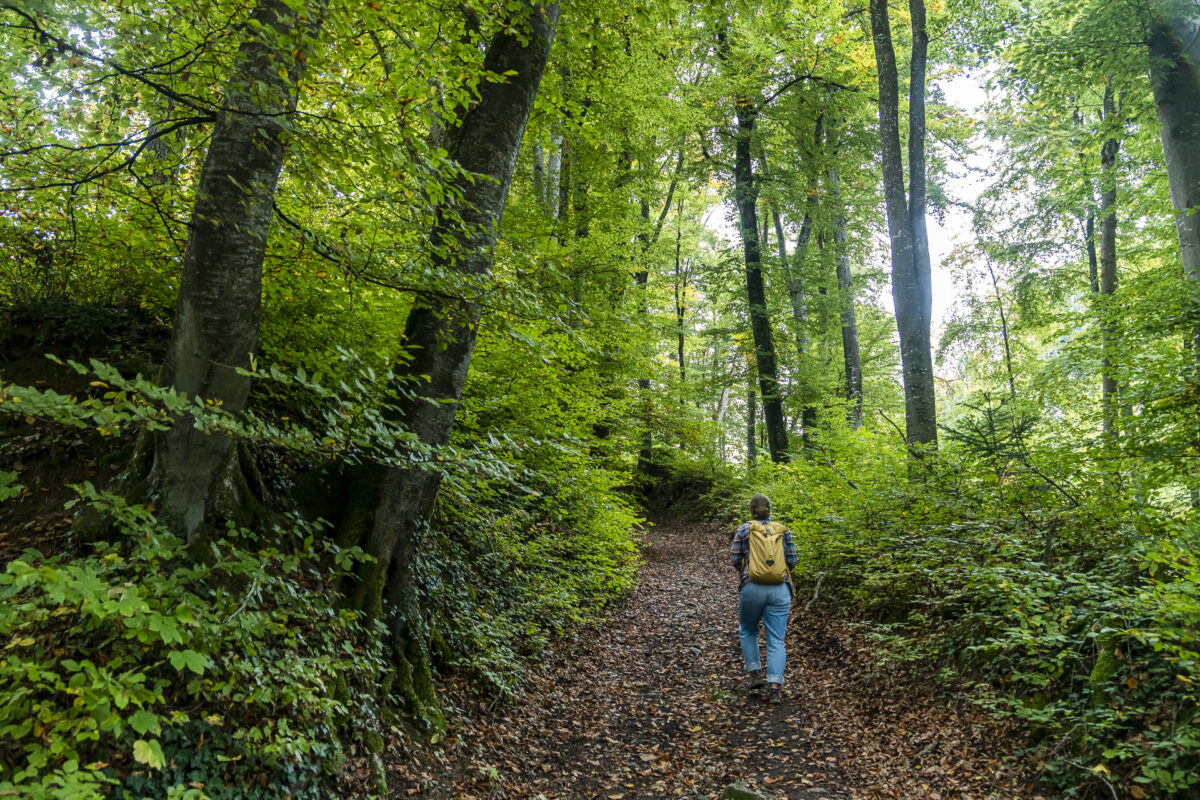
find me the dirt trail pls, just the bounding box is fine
[396,520,1028,799]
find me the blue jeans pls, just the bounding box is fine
[738,582,791,685]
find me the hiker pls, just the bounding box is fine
[729,493,797,704]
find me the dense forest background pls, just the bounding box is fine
[1,0,1198,798]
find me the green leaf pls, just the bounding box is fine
[167,649,208,675]
[129,709,160,736]
[132,738,165,769]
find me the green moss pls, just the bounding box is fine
[370,753,388,797]
[321,750,347,776]
[429,627,453,669]
[1025,692,1049,710]
[392,635,445,733]
[1089,633,1120,704]
[332,672,350,705]
[362,730,384,755]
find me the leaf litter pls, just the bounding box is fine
[392,519,1035,799]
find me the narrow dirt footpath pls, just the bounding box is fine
[396,520,1029,799]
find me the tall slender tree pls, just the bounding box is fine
[1098,80,1123,436]
[870,0,937,449]
[827,154,863,428]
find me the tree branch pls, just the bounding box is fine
[0,115,214,193]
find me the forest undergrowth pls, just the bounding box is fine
[1,308,1198,800]
[3,1,1200,798]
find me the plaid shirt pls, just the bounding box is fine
[730,519,797,590]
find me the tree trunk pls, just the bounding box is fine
[1146,8,1200,502]
[532,140,546,210]
[635,196,654,475]
[674,201,687,395]
[747,386,757,467]
[870,0,937,450]
[761,132,818,448]
[1099,80,1121,437]
[557,135,572,235]
[789,204,815,345]
[733,107,788,462]
[546,133,562,218]
[1079,146,1102,294]
[828,161,863,428]
[351,1,560,727]
[785,120,823,448]
[153,0,326,543]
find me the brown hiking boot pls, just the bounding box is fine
[765,683,782,704]
[746,669,765,697]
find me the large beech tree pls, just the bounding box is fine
[341,0,561,722]
[869,0,937,449]
[153,0,326,542]
[1145,2,1200,497]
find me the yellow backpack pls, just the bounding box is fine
[747,521,789,585]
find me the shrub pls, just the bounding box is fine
[0,489,384,800]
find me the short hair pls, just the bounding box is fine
[749,494,771,520]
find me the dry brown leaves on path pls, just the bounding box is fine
[391,519,1033,799]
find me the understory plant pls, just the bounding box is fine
[0,488,385,800]
[701,420,1200,798]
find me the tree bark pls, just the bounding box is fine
[747,386,757,467]
[731,104,789,462]
[532,140,546,210]
[782,119,823,447]
[827,160,863,428]
[153,0,326,543]
[351,1,560,726]
[1087,201,1101,294]
[1079,144,1102,294]
[870,0,937,450]
[546,133,562,218]
[635,195,654,475]
[674,200,687,394]
[1146,6,1200,502]
[1099,80,1121,437]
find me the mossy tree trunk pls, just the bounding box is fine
[1146,6,1200,504]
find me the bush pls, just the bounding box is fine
[0,489,384,800]
[422,439,642,698]
[698,434,1200,798]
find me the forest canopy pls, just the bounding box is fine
[1,0,1199,798]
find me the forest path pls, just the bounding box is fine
[398,520,1024,799]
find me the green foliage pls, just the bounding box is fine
[705,424,1200,797]
[0,470,22,502]
[4,0,1200,798]
[0,301,167,362]
[419,318,645,697]
[424,461,641,697]
[0,488,383,800]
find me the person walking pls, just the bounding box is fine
[729,493,797,704]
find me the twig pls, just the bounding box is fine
[803,572,825,612]
[1,116,213,193]
[2,5,214,115]
[878,410,908,444]
[1065,760,1118,800]
[223,578,260,624]
[822,457,860,491]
